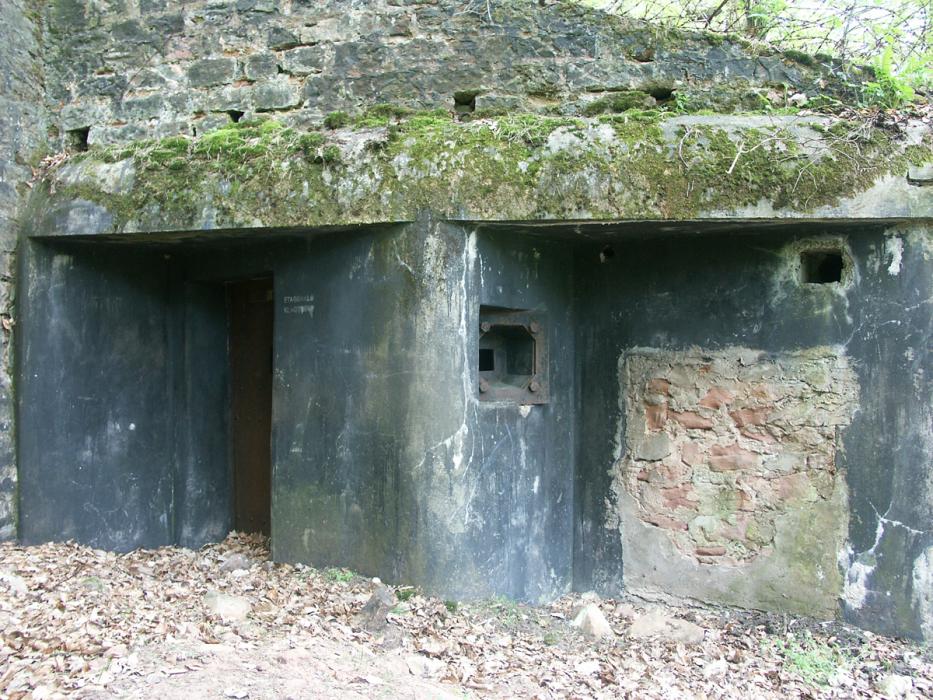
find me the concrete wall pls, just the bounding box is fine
[16,236,284,549]
[572,223,932,640]
[0,0,46,539]
[17,243,176,547]
[16,221,576,603]
[273,222,575,602]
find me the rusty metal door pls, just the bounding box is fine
[228,277,273,535]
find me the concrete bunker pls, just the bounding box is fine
[1,0,931,643]
[14,217,932,642]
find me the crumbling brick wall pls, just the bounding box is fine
[613,347,859,614]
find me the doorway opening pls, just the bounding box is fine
[227,277,274,536]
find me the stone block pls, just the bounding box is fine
[635,434,672,462]
[299,17,357,44]
[254,79,301,111]
[133,65,186,91]
[281,47,323,76]
[204,85,254,113]
[192,114,233,136]
[474,93,526,113]
[88,122,149,147]
[187,58,238,88]
[152,120,193,140]
[76,73,129,98]
[267,26,300,50]
[111,19,156,45]
[116,94,165,121]
[245,52,280,81]
[61,100,111,131]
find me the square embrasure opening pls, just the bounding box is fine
[800,249,844,284]
[478,306,547,404]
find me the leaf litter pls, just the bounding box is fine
[0,533,930,699]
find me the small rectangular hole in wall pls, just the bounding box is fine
[800,250,843,284]
[479,347,495,371]
[67,127,90,152]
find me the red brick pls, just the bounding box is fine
[699,387,735,409]
[740,426,777,444]
[646,378,671,395]
[657,462,691,482]
[671,410,714,430]
[661,485,698,510]
[695,545,727,556]
[680,442,704,467]
[730,407,772,427]
[645,402,668,431]
[708,444,760,471]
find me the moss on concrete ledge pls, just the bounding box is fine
[37,111,933,234]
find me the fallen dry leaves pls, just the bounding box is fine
[0,533,929,699]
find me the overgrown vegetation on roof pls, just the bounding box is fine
[42,105,932,232]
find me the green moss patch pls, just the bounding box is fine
[47,110,933,232]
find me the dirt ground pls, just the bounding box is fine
[0,533,930,699]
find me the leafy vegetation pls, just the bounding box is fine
[770,632,851,686]
[588,1,932,94]
[324,567,355,583]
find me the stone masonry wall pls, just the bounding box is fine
[46,0,854,148]
[0,1,47,538]
[613,347,859,616]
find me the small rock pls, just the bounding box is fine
[570,603,614,639]
[575,660,600,675]
[376,625,409,650]
[614,603,637,620]
[223,689,249,699]
[875,673,913,698]
[636,433,672,461]
[203,591,252,622]
[352,584,397,633]
[220,553,254,573]
[703,658,728,679]
[80,575,106,591]
[629,611,705,645]
[0,570,28,596]
[405,654,445,678]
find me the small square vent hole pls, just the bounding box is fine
[800,250,844,284]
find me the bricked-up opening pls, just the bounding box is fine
[67,127,90,152]
[800,250,844,284]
